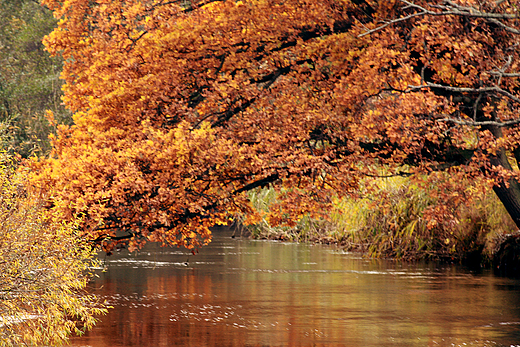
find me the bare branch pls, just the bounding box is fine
[488,71,520,77]
[440,0,517,19]
[358,10,428,37]
[361,171,413,178]
[407,82,520,104]
[494,56,513,85]
[487,17,520,34]
[437,116,520,128]
[359,0,519,37]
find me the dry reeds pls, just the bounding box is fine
[246,173,516,264]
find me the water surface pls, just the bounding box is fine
[69,229,520,346]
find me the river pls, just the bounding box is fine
[68,228,520,346]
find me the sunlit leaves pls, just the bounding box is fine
[29,0,520,250]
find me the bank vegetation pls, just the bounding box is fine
[245,173,517,267]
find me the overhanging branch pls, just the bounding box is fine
[437,116,520,128]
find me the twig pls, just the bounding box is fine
[407,82,520,104]
[437,116,520,128]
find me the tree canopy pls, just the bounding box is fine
[29,0,520,252]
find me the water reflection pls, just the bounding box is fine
[69,229,520,346]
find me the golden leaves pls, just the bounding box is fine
[1,154,106,345]
[29,0,520,251]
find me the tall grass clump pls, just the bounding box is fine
[340,175,515,262]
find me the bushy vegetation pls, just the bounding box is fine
[246,174,517,264]
[0,150,106,346]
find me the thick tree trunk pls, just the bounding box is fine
[492,182,520,230]
[489,149,520,230]
[490,148,520,275]
[482,122,520,230]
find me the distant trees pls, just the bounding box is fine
[30,0,520,251]
[0,0,70,157]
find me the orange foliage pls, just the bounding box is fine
[29,0,520,251]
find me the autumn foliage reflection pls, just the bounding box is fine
[69,233,520,346]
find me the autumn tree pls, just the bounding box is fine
[0,150,106,346]
[29,0,520,251]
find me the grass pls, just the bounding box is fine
[244,174,517,265]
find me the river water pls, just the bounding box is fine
[68,228,520,346]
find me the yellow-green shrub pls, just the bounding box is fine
[0,153,106,346]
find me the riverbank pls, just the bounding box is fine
[244,221,520,275]
[241,177,518,268]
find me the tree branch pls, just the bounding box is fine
[233,173,280,194]
[359,0,519,37]
[407,82,520,104]
[436,116,520,128]
[489,71,520,78]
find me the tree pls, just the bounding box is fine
[0,0,70,157]
[29,0,520,252]
[0,151,106,346]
